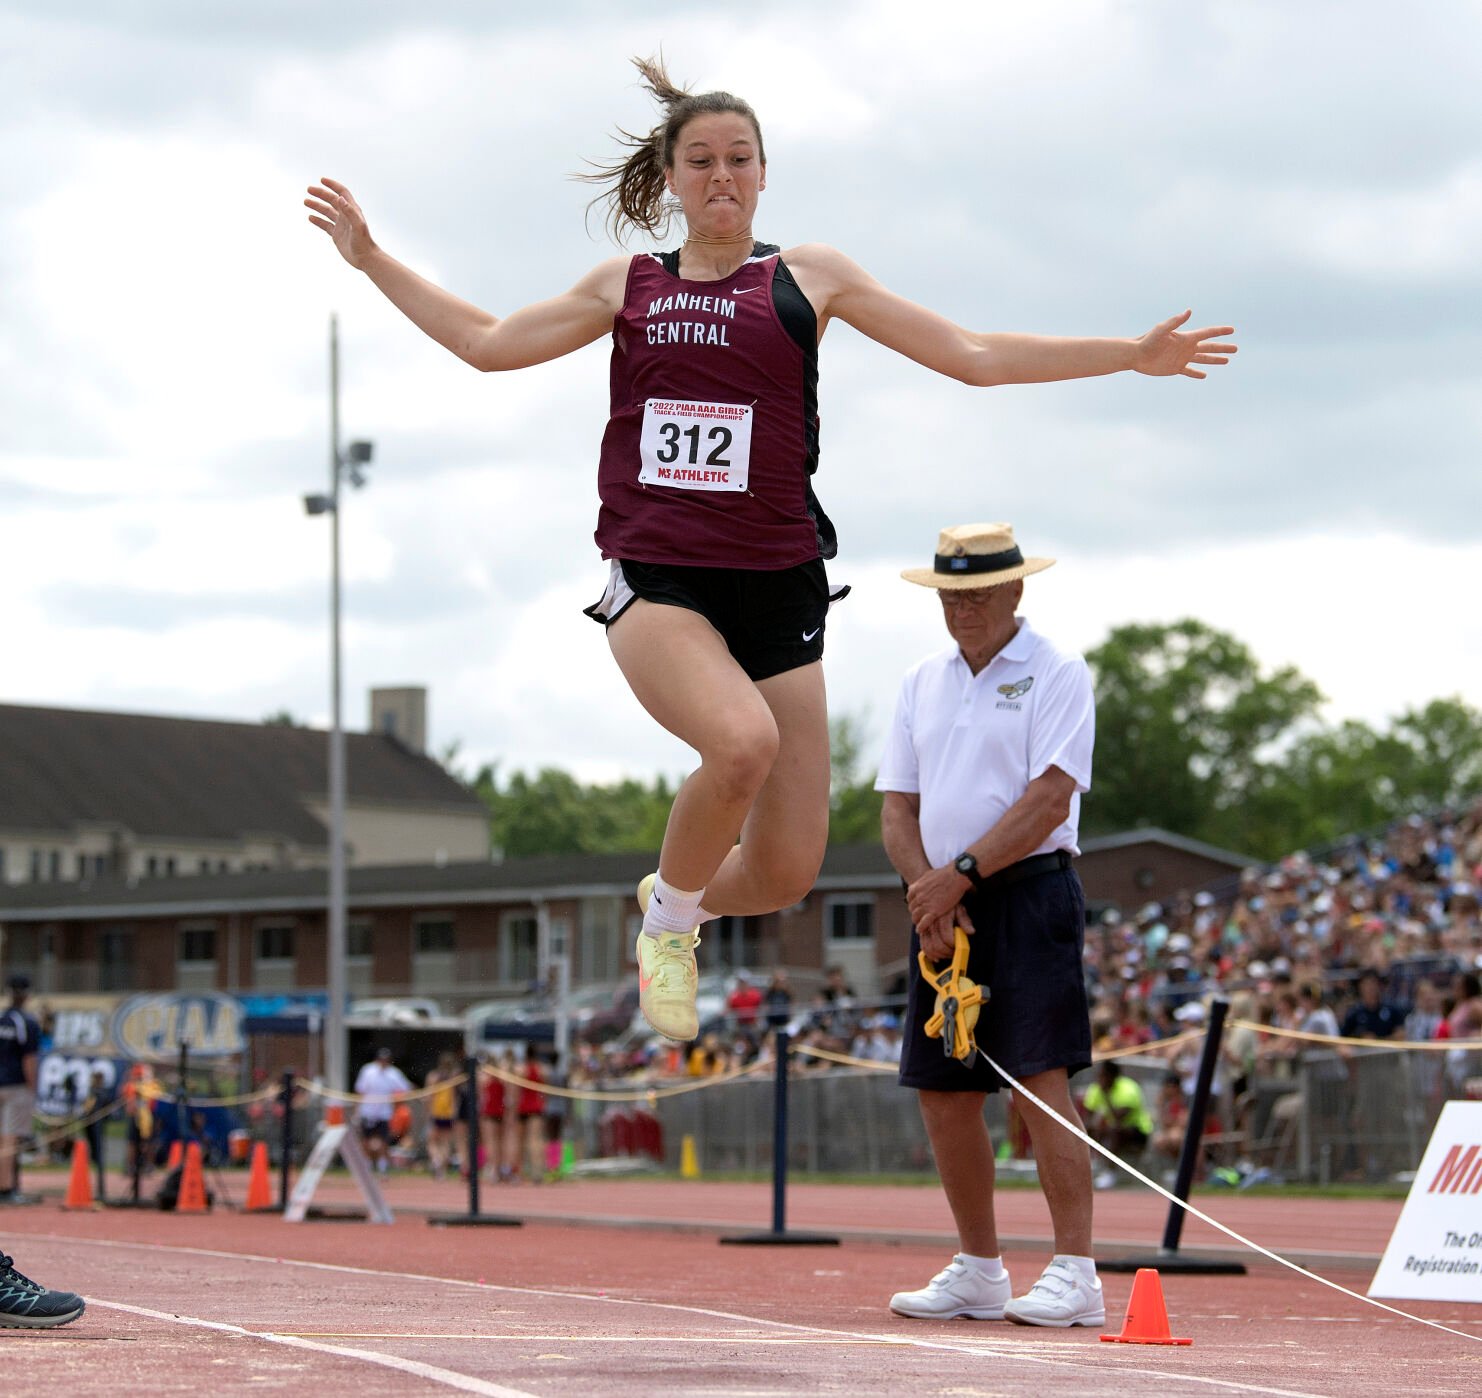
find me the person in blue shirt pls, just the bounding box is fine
[0,975,41,1204]
[1341,968,1404,1040]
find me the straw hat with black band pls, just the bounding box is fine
[900,522,1055,590]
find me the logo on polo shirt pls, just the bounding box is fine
[996,676,1033,710]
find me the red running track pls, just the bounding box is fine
[1,1173,1477,1396]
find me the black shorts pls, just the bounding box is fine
[585,557,842,682]
[359,1119,391,1141]
[899,864,1091,1094]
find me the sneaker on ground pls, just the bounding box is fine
[636,929,701,1041]
[889,1255,1011,1320]
[0,1254,85,1329]
[1003,1259,1105,1328]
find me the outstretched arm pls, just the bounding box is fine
[306,178,624,371]
[786,244,1236,386]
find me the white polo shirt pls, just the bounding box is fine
[352,1061,411,1123]
[875,616,1095,868]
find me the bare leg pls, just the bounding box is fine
[1013,1069,1093,1255]
[918,1090,999,1256]
[703,662,831,915]
[608,602,780,892]
[609,602,830,912]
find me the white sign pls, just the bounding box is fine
[1370,1101,1482,1302]
[283,1123,394,1225]
[35,1053,122,1118]
[638,398,753,492]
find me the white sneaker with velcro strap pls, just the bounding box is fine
[889,1255,1012,1320]
[1003,1258,1105,1328]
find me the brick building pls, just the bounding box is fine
[0,831,1248,1009]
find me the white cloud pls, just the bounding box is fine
[2,2,1480,798]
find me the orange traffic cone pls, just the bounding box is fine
[176,1141,209,1213]
[244,1141,273,1211]
[165,1140,183,1171]
[1100,1268,1192,1346]
[63,1139,95,1210]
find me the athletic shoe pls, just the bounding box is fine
[0,1254,85,1329]
[1003,1259,1105,1328]
[889,1255,1011,1320]
[635,928,701,1042]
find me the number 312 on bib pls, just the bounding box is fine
[638,399,753,492]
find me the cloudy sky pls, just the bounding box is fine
[4,1,1480,788]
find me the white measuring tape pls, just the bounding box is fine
[984,1047,1482,1345]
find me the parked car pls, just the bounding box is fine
[349,996,443,1024]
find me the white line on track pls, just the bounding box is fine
[38,1234,1332,1397]
[86,1298,538,1398]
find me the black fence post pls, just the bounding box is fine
[1100,997,1247,1275]
[428,1056,521,1229]
[278,1071,294,1213]
[721,1027,838,1247]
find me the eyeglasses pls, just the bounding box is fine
[938,586,1004,611]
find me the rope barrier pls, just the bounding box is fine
[1228,1019,1482,1052]
[292,1057,773,1109]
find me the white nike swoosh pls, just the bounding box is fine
[732,286,763,295]
[802,627,821,642]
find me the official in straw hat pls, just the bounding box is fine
[878,522,1103,1328]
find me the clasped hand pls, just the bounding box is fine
[907,865,976,962]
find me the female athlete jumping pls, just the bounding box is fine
[307,56,1236,1042]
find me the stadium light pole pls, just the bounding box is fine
[303,311,373,1092]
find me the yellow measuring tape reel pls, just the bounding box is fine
[918,925,986,1066]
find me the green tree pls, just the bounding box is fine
[471,763,673,858]
[1084,619,1323,853]
[829,712,884,844]
[1236,698,1482,856]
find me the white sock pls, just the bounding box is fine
[642,875,706,936]
[959,1252,1006,1280]
[1053,1253,1098,1283]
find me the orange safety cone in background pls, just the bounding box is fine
[176,1141,209,1213]
[1100,1268,1192,1346]
[244,1141,273,1211]
[165,1140,183,1171]
[325,1104,345,1127]
[63,1139,94,1210]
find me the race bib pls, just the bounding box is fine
[638,398,752,492]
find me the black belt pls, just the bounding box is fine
[979,849,1072,891]
[900,850,1072,901]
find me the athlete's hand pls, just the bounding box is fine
[1133,310,1238,379]
[305,177,378,269]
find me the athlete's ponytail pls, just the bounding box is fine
[581,54,766,244]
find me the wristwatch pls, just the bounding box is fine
[953,852,985,889]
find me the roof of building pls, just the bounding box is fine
[0,701,485,847]
[1078,826,1253,869]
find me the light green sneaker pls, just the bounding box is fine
[636,929,701,1041]
[635,874,700,1041]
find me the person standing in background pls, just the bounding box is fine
[0,976,40,1206]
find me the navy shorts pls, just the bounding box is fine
[899,864,1091,1094]
[584,558,843,682]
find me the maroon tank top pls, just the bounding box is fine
[594,245,822,570]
